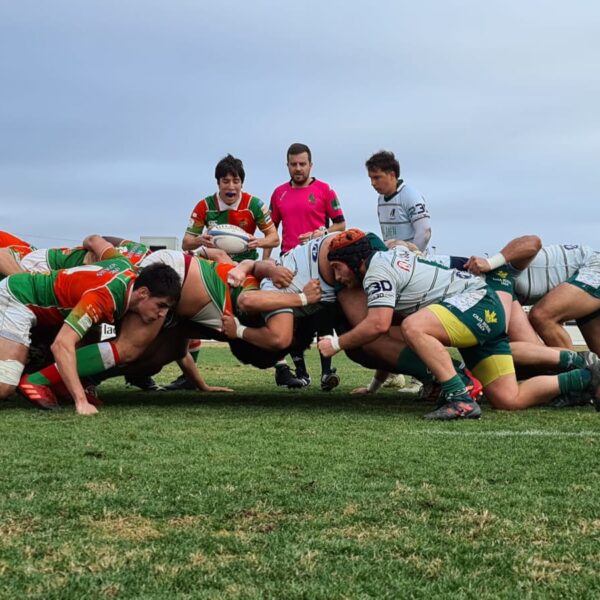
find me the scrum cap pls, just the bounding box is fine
[327,228,373,274]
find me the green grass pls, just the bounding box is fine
[0,346,599,599]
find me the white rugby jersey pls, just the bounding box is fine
[260,234,336,304]
[364,247,486,315]
[513,244,596,304]
[377,181,429,244]
[140,249,187,282]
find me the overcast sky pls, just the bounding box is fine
[2,1,599,256]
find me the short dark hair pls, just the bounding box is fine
[287,143,312,162]
[134,263,181,303]
[365,150,400,178]
[215,154,245,183]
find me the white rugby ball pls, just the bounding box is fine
[207,224,250,255]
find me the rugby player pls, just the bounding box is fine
[0,231,36,279]
[318,230,600,419]
[365,151,431,252]
[182,154,279,261]
[27,250,321,398]
[2,256,181,414]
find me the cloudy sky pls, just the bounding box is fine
[2,1,599,256]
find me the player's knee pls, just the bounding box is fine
[529,305,552,330]
[400,316,420,342]
[271,329,293,350]
[485,388,522,410]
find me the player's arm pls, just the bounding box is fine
[412,218,431,252]
[464,235,542,275]
[176,352,234,392]
[236,279,321,313]
[182,231,215,252]
[50,325,98,415]
[248,223,279,250]
[318,307,394,357]
[0,248,25,276]
[82,234,117,262]
[222,312,294,351]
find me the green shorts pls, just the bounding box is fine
[566,253,600,299]
[427,287,514,386]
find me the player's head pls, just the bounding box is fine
[131,263,181,323]
[215,154,245,204]
[327,229,373,286]
[286,143,313,186]
[365,150,400,196]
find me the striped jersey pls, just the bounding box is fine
[377,180,429,244]
[364,246,486,315]
[513,244,597,304]
[6,255,135,338]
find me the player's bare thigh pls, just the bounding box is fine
[508,301,542,344]
[530,282,600,323]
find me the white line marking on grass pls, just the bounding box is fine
[406,430,600,438]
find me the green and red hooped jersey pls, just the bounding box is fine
[0,230,36,260]
[186,192,273,261]
[196,257,259,315]
[6,255,135,338]
[45,241,151,270]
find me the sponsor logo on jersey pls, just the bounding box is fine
[484,310,498,324]
[366,280,393,295]
[311,243,319,263]
[78,313,93,332]
[331,197,341,210]
[496,270,509,279]
[308,194,316,204]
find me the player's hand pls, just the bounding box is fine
[317,335,338,358]
[302,279,321,304]
[464,256,490,274]
[351,386,372,395]
[247,234,259,249]
[221,312,237,338]
[76,401,98,416]
[385,239,419,252]
[271,266,294,288]
[201,385,234,393]
[227,266,248,287]
[298,228,326,243]
[197,234,216,248]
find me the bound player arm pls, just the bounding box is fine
[237,279,321,313]
[318,307,394,357]
[82,234,117,262]
[50,325,98,415]
[465,235,542,274]
[412,218,431,252]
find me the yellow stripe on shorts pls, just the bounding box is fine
[427,304,478,347]
[471,354,515,387]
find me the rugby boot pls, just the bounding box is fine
[275,364,305,389]
[164,374,196,391]
[295,368,312,388]
[424,393,482,421]
[18,376,60,410]
[549,390,593,408]
[320,368,340,391]
[125,375,165,392]
[577,350,600,368]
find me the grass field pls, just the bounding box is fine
[0,346,599,599]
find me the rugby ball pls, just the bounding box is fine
[207,224,250,255]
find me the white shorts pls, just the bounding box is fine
[19,249,50,273]
[0,283,36,346]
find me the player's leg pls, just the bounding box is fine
[529,283,600,349]
[0,286,35,400]
[577,310,600,355]
[508,301,542,344]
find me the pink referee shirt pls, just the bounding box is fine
[270,179,345,253]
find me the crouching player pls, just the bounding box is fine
[0,256,181,414]
[318,230,600,420]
